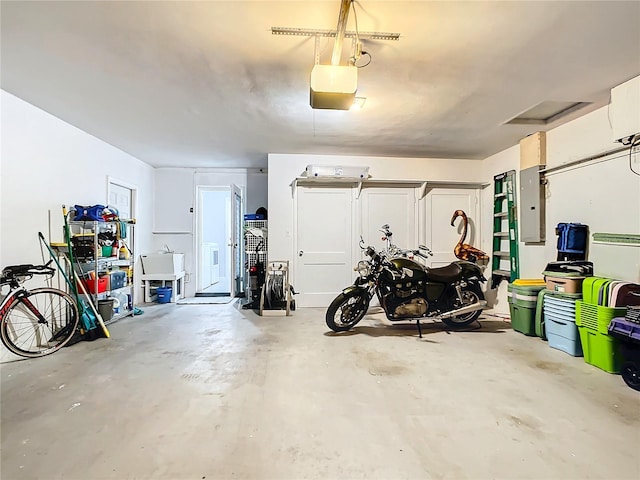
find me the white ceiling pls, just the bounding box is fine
[2,1,640,169]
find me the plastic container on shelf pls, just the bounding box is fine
[110,271,126,290]
[156,286,172,304]
[79,276,108,294]
[117,293,129,312]
[98,299,115,322]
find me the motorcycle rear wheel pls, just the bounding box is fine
[326,291,370,332]
[442,283,485,328]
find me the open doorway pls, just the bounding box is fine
[196,185,243,296]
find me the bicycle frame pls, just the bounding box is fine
[0,284,49,325]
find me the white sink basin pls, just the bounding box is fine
[141,253,185,275]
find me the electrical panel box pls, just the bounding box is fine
[520,165,545,243]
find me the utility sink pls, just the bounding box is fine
[141,253,185,275]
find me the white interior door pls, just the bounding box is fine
[230,184,242,297]
[295,186,354,307]
[360,187,417,253]
[107,179,135,219]
[425,189,481,267]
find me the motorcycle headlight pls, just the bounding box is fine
[355,260,371,277]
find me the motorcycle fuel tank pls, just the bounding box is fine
[385,257,427,281]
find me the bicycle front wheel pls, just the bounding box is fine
[1,288,79,358]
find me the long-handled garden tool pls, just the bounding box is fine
[62,205,110,338]
[37,231,96,335]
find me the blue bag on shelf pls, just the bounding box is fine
[73,205,106,222]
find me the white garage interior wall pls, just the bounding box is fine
[0,91,154,296]
[0,91,155,361]
[482,105,640,313]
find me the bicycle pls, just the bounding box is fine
[0,262,79,358]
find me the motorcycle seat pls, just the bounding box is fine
[425,263,462,282]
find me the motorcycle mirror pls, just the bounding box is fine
[359,235,365,249]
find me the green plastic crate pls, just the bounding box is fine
[577,327,621,373]
[508,283,545,336]
[508,283,545,306]
[507,297,536,337]
[575,301,625,334]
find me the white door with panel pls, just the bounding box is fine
[424,189,481,267]
[230,184,243,297]
[360,187,418,253]
[108,180,135,219]
[295,187,354,308]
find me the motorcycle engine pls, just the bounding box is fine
[381,279,429,319]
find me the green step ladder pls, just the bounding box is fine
[491,170,519,288]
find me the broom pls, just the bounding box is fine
[62,205,110,338]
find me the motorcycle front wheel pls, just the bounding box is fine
[442,283,485,328]
[325,290,370,332]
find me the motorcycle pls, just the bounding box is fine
[325,233,487,336]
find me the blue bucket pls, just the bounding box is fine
[156,286,172,304]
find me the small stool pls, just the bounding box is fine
[141,272,185,303]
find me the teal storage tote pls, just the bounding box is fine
[508,283,545,336]
[156,286,173,304]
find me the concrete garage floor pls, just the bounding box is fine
[1,303,639,480]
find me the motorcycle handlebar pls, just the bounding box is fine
[365,246,384,263]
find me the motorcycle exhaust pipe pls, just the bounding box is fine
[438,300,487,319]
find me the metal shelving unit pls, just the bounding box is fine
[69,220,135,325]
[244,219,267,306]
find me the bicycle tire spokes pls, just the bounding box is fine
[1,288,79,357]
